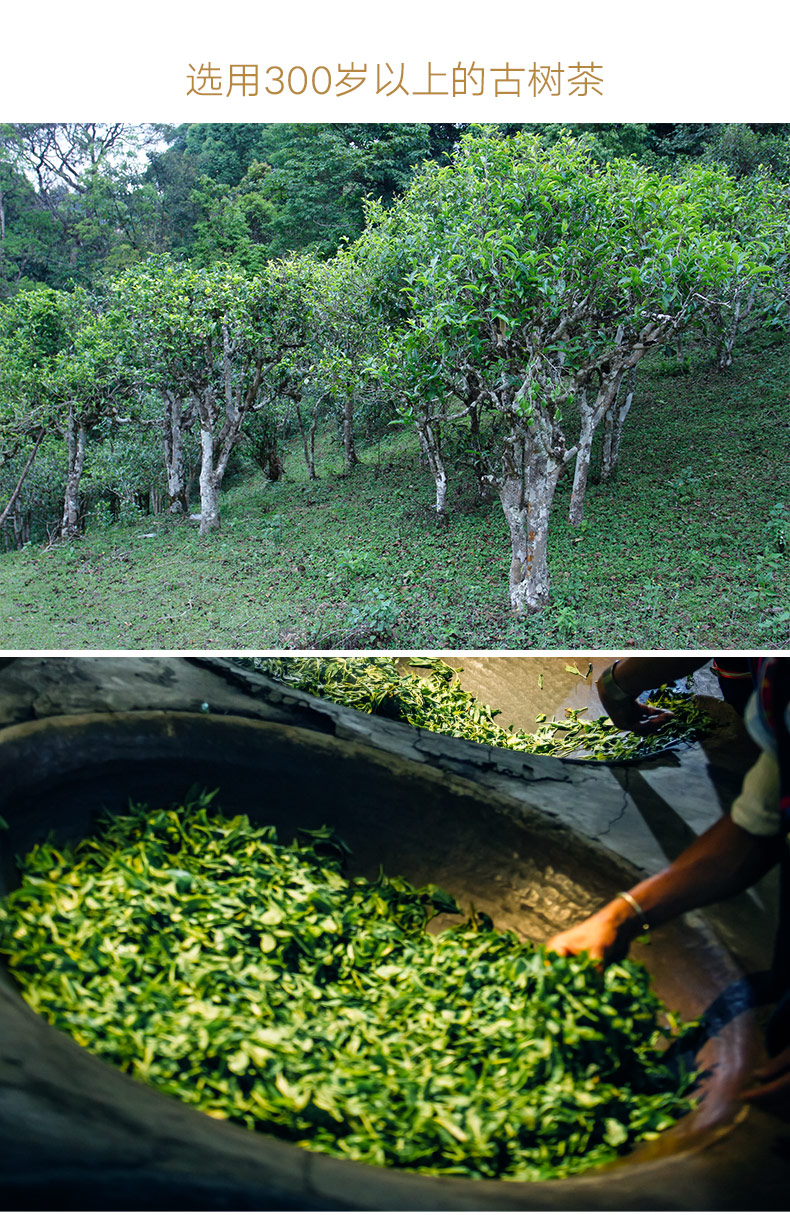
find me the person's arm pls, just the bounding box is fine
[547,811,783,964]
[598,658,706,735]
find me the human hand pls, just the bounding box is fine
[546,904,637,966]
[612,699,675,733]
[607,699,675,736]
[597,662,675,735]
[741,1045,790,1116]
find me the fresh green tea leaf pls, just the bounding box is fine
[0,795,699,1182]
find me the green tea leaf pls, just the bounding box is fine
[0,796,699,1183]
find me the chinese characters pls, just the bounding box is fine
[187,60,604,99]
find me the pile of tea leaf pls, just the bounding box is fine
[0,794,698,1181]
[243,656,710,761]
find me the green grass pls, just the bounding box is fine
[1,328,788,650]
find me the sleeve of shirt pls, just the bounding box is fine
[730,750,782,837]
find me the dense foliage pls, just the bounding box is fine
[3,124,787,296]
[0,794,698,1180]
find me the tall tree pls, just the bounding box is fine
[256,124,433,257]
[1,124,165,287]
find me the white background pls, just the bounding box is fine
[2,0,786,121]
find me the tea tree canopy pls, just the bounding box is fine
[367,133,765,612]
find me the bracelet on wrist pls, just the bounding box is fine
[616,890,651,934]
[600,662,636,711]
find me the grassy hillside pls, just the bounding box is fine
[1,328,788,651]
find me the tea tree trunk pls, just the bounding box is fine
[568,395,594,530]
[343,398,359,472]
[417,418,448,520]
[198,424,221,535]
[569,368,624,528]
[162,391,189,514]
[61,405,87,539]
[296,399,320,481]
[468,401,491,500]
[715,282,757,371]
[11,503,30,548]
[601,365,637,482]
[194,323,265,535]
[498,440,563,614]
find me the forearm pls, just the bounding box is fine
[596,658,706,734]
[548,812,783,962]
[602,658,706,699]
[620,814,781,931]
